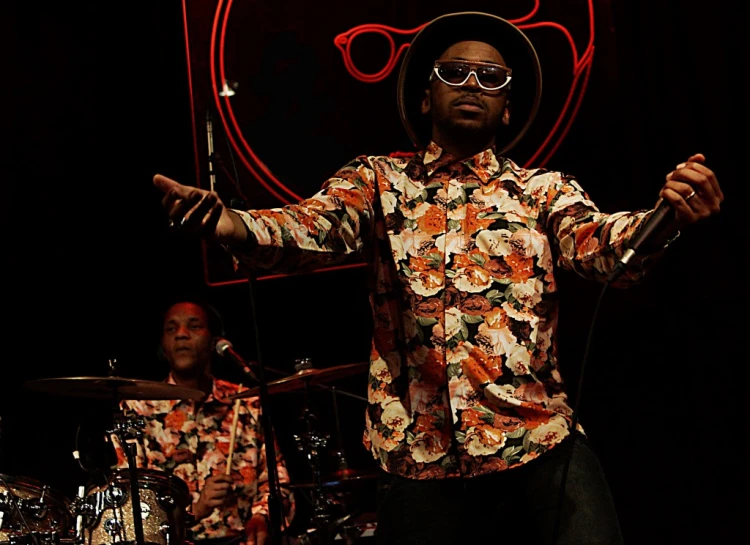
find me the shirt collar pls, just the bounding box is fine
[420,141,502,181]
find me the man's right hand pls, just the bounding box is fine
[192,473,234,521]
[153,174,248,245]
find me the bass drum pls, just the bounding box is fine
[0,473,74,545]
[82,468,190,545]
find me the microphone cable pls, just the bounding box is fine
[551,277,613,544]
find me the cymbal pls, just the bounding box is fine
[228,362,368,399]
[286,469,379,490]
[328,467,373,480]
[25,376,206,401]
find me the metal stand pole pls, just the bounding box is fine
[109,411,146,545]
[246,276,285,545]
[123,442,145,545]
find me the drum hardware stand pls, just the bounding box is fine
[158,523,171,545]
[29,487,49,521]
[293,407,331,527]
[103,358,146,545]
[293,410,337,545]
[67,486,93,545]
[328,387,350,477]
[324,388,370,545]
[107,412,146,545]
[291,364,345,545]
[324,388,364,545]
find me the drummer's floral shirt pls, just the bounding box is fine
[226,142,659,480]
[111,377,295,541]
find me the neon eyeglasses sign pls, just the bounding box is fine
[189,0,596,284]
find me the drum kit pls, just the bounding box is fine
[0,360,375,545]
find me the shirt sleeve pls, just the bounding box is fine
[223,155,377,275]
[538,170,655,286]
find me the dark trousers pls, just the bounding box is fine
[374,432,625,545]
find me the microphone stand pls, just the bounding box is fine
[109,410,146,545]
[244,275,285,545]
[206,106,284,543]
[206,109,217,193]
[106,359,145,545]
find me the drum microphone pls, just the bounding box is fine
[215,339,258,382]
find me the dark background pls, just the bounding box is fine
[2,1,748,543]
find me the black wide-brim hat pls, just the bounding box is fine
[397,11,542,155]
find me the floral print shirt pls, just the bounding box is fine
[111,377,295,540]
[227,142,655,480]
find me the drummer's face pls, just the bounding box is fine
[161,302,214,375]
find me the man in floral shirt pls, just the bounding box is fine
[111,297,294,545]
[151,11,723,545]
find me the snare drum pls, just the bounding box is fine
[81,469,190,545]
[0,473,74,545]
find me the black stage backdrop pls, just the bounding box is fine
[2,1,748,543]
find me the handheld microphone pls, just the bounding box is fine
[608,199,674,282]
[215,338,258,382]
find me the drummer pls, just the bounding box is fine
[110,295,295,545]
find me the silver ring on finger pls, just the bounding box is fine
[685,190,697,202]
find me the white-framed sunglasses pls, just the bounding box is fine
[431,60,512,91]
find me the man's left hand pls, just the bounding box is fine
[661,153,724,229]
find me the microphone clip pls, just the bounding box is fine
[215,338,259,383]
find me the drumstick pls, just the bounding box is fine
[226,384,243,475]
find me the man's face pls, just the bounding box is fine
[421,40,510,149]
[161,302,214,377]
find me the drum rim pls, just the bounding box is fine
[91,468,191,507]
[0,473,73,508]
[0,473,75,537]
